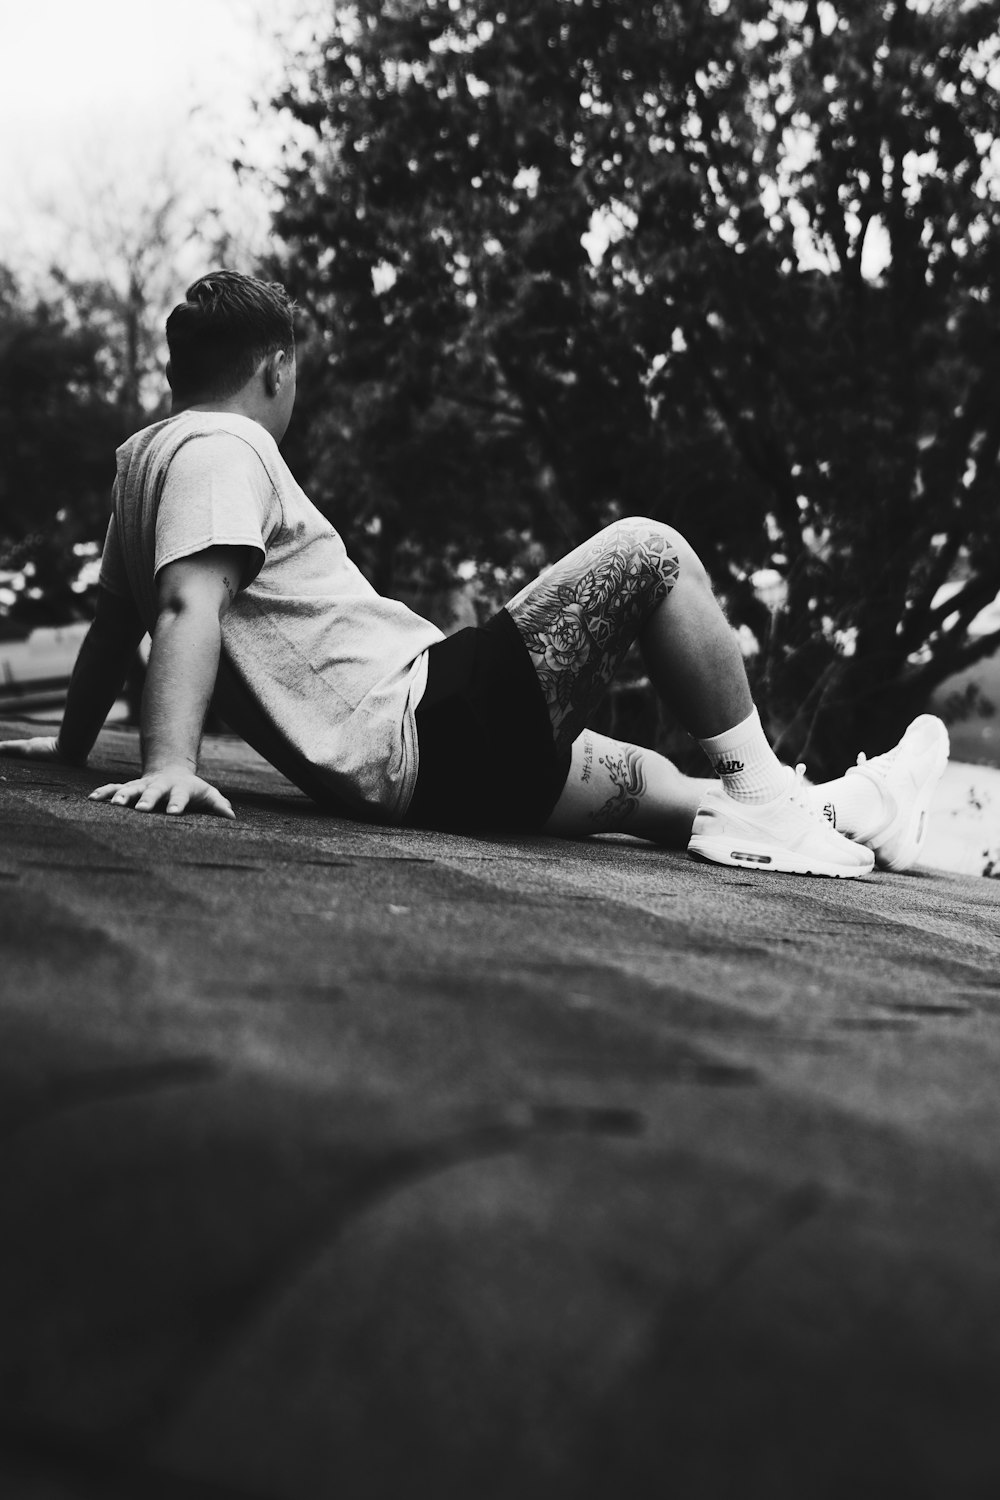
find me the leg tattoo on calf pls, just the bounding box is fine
[589,745,647,832]
[507,521,680,749]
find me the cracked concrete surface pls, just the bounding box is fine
[2,715,1000,1499]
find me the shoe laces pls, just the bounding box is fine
[790,763,823,818]
[855,745,898,771]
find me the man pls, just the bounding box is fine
[0,271,949,878]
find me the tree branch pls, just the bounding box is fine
[926,565,1000,637]
[908,620,1000,700]
[898,528,964,656]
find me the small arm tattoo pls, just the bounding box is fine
[222,575,234,604]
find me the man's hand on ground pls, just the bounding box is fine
[89,768,236,819]
[0,735,81,764]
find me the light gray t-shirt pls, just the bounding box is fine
[99,410,444,820]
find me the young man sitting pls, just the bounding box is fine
[0,271,949,878]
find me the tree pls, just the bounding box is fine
[0,267,124,623]
[40,160,206,435]
[271,0,1000,772]
[0,148,241,627]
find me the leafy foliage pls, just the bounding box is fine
[274,0,999,767]
[0,175,215,628]
[0,268,125,623]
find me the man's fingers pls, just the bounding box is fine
[203,790,236,819]
[89,774,235,819]
[90,780,155,809]
[89,782,128,802]
[163,786,190,816]
[111,783,148,808]
[170,779,236,818]
[136,787,171,814]
[161,782,235,818]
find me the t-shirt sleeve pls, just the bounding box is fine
[154,432,278,588]
[97,509,131,600]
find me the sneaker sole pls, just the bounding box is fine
[688,836,874,878]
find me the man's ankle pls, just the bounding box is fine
[698,707,787,803]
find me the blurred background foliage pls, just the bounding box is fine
[3,0,1000,774]
[0,269,136,628]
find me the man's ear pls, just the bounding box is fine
[263,349,289,397]
[165,358,174,390]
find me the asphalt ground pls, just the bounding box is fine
[2,714,1000,1500]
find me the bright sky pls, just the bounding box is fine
[0,0,314,281]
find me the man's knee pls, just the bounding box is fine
[598,517,701,595]
[612,517,709,591]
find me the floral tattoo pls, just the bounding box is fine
[507,521,680,747]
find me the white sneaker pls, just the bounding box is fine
[844,714,950,872]
[688,767,875,878]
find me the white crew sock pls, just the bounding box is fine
[813,772,884,838]
[698,707,788,804]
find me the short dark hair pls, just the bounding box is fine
[165,270,295,402]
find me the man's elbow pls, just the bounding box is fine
[155,590,218,624]
[154,558,235,625]
[152,590,227,647]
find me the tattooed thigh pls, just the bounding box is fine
[506,519,680,748]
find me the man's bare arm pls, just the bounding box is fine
[89,546,251,818]
[0,587,146,765]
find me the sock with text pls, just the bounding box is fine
[812,774,884,838]
[698,707,788,805]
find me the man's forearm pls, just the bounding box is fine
[57,616,142,764]
[141,602,223,772]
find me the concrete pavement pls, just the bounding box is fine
[2,714,1000,1499]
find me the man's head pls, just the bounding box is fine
[165,270,297,439]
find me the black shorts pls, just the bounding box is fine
[403,608,572,834]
